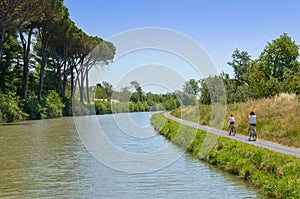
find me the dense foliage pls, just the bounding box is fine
[92,81,181,115]
[200,33,300,104]
[0,0,115,122]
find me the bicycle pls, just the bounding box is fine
[248,126,257,141]
[228,124,236,136]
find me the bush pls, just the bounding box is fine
[23,95,43,120]
[0,92,26,122]
[45,90,64,118]
[0,110,3,123]
[62,96,72,116]
[95,100,112,114]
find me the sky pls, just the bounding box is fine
[64,0,300,93]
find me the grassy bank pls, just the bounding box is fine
[151,112,300,199]
[171,93,300,148]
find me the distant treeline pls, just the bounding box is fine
[72,80,198,115]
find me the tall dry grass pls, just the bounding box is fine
[227,93,300,148]
[173,93,300,148]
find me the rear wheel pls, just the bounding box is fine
[248,128,257,141]
[253,129,257,141]
[232,126,236,135]
[229,126,236,136]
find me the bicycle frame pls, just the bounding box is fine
[248,125,257,141]
[228,124,236,135]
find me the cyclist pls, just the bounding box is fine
[228,114,235,135]
[248,111,257,140]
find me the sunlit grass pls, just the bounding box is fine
[173,93,300,148]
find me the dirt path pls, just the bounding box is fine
[163,112,300,158]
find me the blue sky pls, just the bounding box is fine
[64,0,300,92]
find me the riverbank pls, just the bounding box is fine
[151,112,300,198]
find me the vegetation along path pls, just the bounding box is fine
[163,112,300,159]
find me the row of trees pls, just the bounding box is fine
[82,33,300,112]
[84,33,300,116]
[199,33,300,104]
[91,81,184,114]
[67,80,199,115]
[0,0,115,122]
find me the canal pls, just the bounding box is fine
[0,112,259,198]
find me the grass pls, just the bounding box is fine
[151,112,300,199]
[171,93,300,148]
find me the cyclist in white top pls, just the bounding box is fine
[228,114,235,135]
[229,114,235,125]
[249,111,256,132]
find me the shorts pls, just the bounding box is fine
[230,122,234,125]
[250,123,256,127]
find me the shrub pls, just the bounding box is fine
[23,94,43,120]
[0,92,26,122]
[0,110,3,123]
[45,90,64,118]
[62,96,72,116]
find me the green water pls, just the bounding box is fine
[0,113,259,198]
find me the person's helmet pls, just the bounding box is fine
[250,111,255,115]
[230,114,233,117]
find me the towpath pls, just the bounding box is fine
[163,112,300,158]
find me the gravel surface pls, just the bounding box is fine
[163,112,300,158]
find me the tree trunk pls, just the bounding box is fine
[70,64,74,100]
[62,62,67,97]
[86,67,90,104]
[0,27,5,61]
[78,69,84,103]
[57,61,63,96]
[38,43,47,99]
[19,28,33,100]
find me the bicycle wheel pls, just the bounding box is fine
[232,126,236,135]
[228,126,234,135]
[248,128,253,140]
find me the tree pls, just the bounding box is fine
[199,76,226,104]
[47,15,74,97]
[183,79,200,96]
[227,49,252,86]
[199,79,211,104]
[0,33,19,94]
[35,0,65,99]
[0,0,31,60]
[77,39,115,103]
[256,33,299,82]
[249,33,300,98]
[102,81,113,98]
[18,0,50,99]
[130,81,143,101]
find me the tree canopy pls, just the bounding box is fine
[199,33,300,104]
[0,0,115,121]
